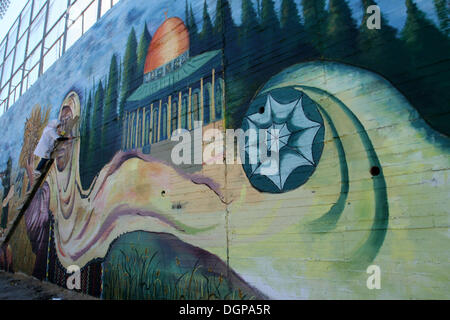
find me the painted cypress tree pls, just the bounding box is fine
[260,0,281,65]
[241,0,260,35]
[185,0,190,28]
[137,23,152,86]
[240,0,262,69]
[214,0,240,129]
[225,0,264,131]
[214,0,240,63]
[188,4,200,55]
[402,0,450,76]
[0,158,12,228]
[200,0,215,51]
[80,92,92,145]
[280,0,317,63]
[256,0,262,19]
[119,28,138,121]
[102,55,119,162]
[280,0,301,31]
[302,0,328,55]
[402,0,450,64]
[80,91,92,185]
[434,0,449,36]
[357,0,410,78]
[401,0,450,135]
[89,80,104,176]
[323,0,359,61]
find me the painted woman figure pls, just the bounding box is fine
[18,98,92,284]
[0,158,12,229]
[17,105,51,279]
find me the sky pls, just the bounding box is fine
[0,0,29,41]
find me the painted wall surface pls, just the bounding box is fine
[0,0,449,299]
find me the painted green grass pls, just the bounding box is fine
[102,241,252,300]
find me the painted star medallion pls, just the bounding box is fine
[242,88,325,193]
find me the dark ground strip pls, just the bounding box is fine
[0,270,97,300]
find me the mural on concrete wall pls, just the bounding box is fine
[0,0,449,299]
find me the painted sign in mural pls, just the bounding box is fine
[0,0,449,299]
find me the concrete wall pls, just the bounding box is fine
[0,0,449,299]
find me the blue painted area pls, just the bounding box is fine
[242,87,325,193]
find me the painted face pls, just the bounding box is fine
[56,105,74,171]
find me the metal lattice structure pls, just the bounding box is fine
[0,0,120,117]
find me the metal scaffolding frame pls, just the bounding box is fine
[0,0,120,117]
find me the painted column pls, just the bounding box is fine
[126,112,130,149]
[122,112,128,149]
[135,109,140,148]
[211,69,216,122]
[128,112,133,149]
[129,113,134,149]
[149,103,153,143]
[188,87,192,130]
[168,95,172,139]
[178,91,182,129]
[200,78,204,124]
[132,112,136,149]
[142,107,146,146]
[126,113,129,149]
[158,100,162,142]
[139,108,143,147]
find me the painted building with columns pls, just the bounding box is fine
[122,17,224,153]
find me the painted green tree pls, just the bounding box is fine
[119,28,138,121]
[357,0,410,79]
[302,0,328,55]
[280,0,317,64]
[80,92,92,141]
[137,23,152,86]
[260,0,281,66]
[214,0,240,63]
[222,0,253,129]
[185,0,190,29]
[401,0,450,135]
[434,0,449,36]
[240,0,261,71]
[200,0,215,51]
[188,4,200,55]
[79,91,92,186]
[88,80,104,178]
[102,55,119,163]
[0,157,12,228]
[402,0,450,64]
[324,0,359,61]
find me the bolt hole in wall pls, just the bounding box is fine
[370,166,380,176]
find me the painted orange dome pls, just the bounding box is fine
[144,17,190,74]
